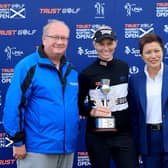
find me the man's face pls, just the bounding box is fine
[42,22,69,59]
[93,39,117,61]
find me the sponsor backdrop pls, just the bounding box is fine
[0,0,168,167]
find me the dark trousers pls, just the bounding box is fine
[142,128,168,168]
[86,131,139,168]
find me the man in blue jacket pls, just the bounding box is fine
[3,19,79,168]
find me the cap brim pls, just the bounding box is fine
[95,36,116,42]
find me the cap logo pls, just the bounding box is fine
[100,29,112,35]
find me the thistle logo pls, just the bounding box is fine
[78,47,84,56]
[125,46,140,57]
[164,25,168,33]
[77,47,97,58]
[124,2,142,16]
[94,2,105,19]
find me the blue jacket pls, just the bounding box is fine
[128,63,168,155]
[3,47,79,154]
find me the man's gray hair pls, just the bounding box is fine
[42,19,70,36]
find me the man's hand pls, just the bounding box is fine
[90,106,111,117]
[13,144,27,160]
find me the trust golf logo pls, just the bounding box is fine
[1,68,14,84]
[125,23,154,38]
[156,2,168,17]
[76,24,102,40]
[0,3,26,19]
[40,8,80,15]
[0,133,13,148]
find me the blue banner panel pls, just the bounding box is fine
[1,0,168,167]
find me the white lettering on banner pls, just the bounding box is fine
[1,68,13,84]
[0,9,10,18]
[76,24,102,40]
[124,2,143,16]
[156,3,168,17]
[0,3,26,19]
[77,152,91,167]
[0,133,13,148]
[4,46,24,61]
[77,47,97,58]
[125,46,140,57]
[125,24,154,38]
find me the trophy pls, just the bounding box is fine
[100,79,111,107]
[92,79,116,131]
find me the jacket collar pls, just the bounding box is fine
[37,45,67,67]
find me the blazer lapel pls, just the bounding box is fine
[138,73,147,115]
[162,65,168,112]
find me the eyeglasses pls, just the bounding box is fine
[45,35,69,42]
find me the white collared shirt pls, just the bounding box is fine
[144,63,163,124]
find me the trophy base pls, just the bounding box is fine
[93,128,118,132]
[94,117,117,132]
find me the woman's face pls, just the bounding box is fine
[93,39,117,61]
[142,41,163,71]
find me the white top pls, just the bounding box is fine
[144,63,163,124]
